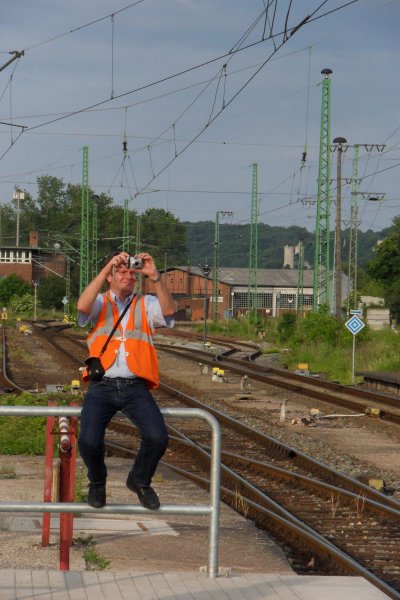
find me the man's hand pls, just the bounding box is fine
[107,252,130,275]
[136,252,159,280]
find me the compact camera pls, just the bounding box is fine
[127,255,143,269]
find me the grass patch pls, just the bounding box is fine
[74,467,87,502]
[74,535,110,570]
[0,392,81,455]
[196,311,400,384]
[0,464,16,479]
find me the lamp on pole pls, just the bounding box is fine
[13,190,25,247]
[213,211,233,322]
[32,280,39,321]
[199,261,212,347]
[333,137,347,319]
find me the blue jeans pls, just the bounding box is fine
[78,377,168,487]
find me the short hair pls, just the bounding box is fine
[104,250,121,266]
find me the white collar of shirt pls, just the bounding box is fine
[109,290,135,306]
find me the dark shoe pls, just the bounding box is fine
[126,476,160,510]
[88,483,106,508]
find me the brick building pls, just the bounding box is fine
[0,232,66,284]
[142,266,348,321]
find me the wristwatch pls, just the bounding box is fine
[150,272,161,283]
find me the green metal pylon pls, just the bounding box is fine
[135,216,142,293]
[79,145,90,295]
[296,241,304,315]
[123,199,130,252]
[247,163,259,324]
[65,256,71,318]
[313,69,332,311]
[91,199,98,279]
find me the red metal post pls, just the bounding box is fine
[42,401,56,547]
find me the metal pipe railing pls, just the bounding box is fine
[0,406,221,578]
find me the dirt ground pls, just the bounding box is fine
[0,455,292,575]
[0,326,399,573]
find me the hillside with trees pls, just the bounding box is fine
[184,220,389,269]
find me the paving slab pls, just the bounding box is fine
[0,571,390,600]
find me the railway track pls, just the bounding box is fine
[2,323,400,598]
[105,386,400,598]
[156,342,400,426]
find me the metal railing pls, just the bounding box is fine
[0,406,221,578]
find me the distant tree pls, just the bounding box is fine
[366,216,400,320]
[38,275,66,310]
[140,208,187,266]
[0,275,31,306]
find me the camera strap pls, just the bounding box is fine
[99,296,134,357]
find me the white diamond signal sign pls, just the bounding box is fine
[345,315,365,336]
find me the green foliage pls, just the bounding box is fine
[276,312,297,341]
[366,217,400,320]
[385,279,400,322]
[38,275,66,309]
[295,305,341,345]
[0,392,77,455]
[8,293,36,313]
[195,317,261,341]
[367,217,400,283]
[141,208,187,266]
[83,544,110,570]
[0,275,31,306]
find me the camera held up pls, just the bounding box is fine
[127,255,143,269]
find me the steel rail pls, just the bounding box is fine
[157,343,400,424]
[158,380,400,511]
[105,435,400,600]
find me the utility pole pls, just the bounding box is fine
[296,241,305,315]
[213,210,233,321]
[199,262,212,347]
[313,69,332,311]
[32,280,39,321]
[79,146,90,295]
[347,144,385,313]
[333,137,347,319]
[247,163,259,324]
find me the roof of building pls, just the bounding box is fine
[170,266,317,287]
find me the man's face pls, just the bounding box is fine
[108,266,136,295]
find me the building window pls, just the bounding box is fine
[0,250,31,264]
[257,293,273,309]
[302,294,313,306]
[279,294,297,309]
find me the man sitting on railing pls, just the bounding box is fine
[77,251,175,510]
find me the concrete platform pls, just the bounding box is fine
[0,570,390,599]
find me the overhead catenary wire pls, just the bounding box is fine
[3,0,389,233]
[0,0,364,197]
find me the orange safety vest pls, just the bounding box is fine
[82,291,159,388]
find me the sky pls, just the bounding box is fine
[0,0,399,234]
